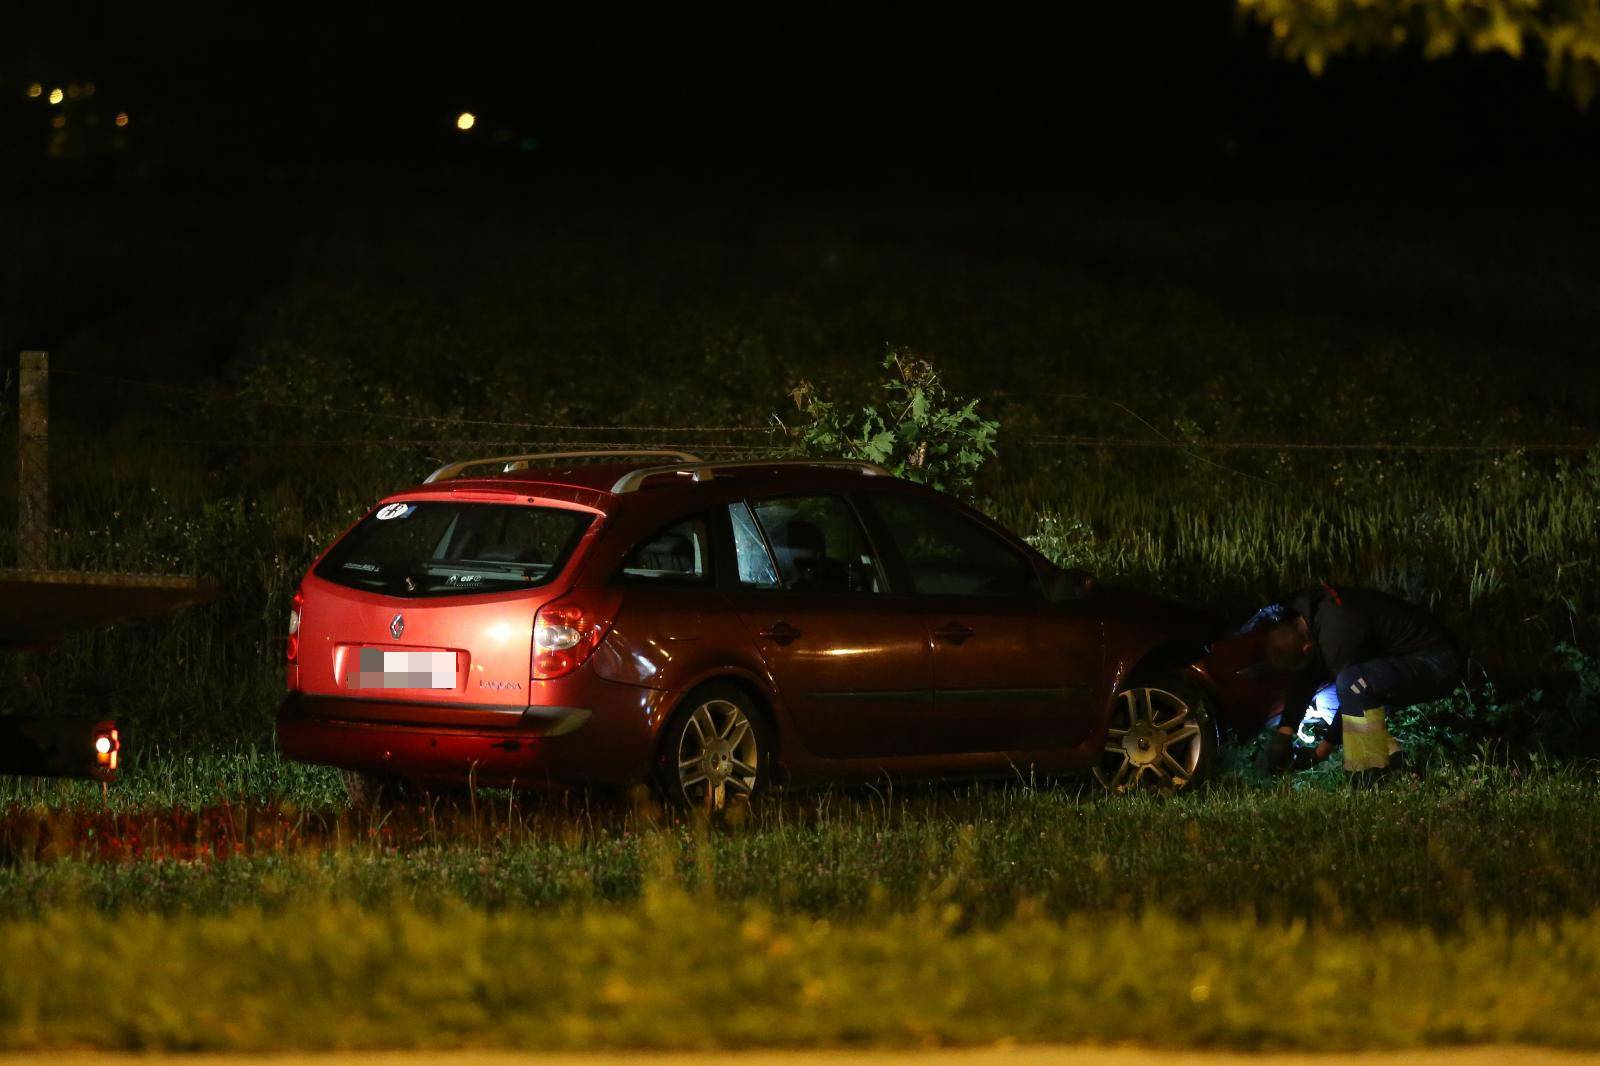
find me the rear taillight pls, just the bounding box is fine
[287,589,303,663]
[532,590,619,680]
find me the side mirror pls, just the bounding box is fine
[1045,568,1096,603]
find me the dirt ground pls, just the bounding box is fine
[8,1048,1600,1065]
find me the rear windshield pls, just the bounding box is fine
[314,501,594,598]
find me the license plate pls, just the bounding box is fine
[346,649,457,690]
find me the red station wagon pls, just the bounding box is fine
[277,451,1285,806]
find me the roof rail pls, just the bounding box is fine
[424,449,703,484]
[610,458,892,494]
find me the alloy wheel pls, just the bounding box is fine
[1093,686,1205,793]
[675,698,760,809]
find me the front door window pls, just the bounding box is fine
[866,493,1038,597]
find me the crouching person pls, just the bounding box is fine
[1253,583,1464,778]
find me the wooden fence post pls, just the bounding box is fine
[18,351,48,571]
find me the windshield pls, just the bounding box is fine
[314,501,594,598]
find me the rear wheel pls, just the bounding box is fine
[656,684,772,810]
[1093,678,1218,794]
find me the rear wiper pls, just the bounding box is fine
[430,561,539,574]
[427,561,552,581]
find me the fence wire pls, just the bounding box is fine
[46,367,1595,458]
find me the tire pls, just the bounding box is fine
[1093,675,1220,794]
[654,683,774,810]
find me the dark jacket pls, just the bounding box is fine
[1277,584,1458,734]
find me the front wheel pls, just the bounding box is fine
[655,684,772,810]
[1093,679,1218,794]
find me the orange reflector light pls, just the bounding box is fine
[94,727,120,770]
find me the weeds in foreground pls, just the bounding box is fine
[1,761,1598,928]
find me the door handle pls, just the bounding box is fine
[758,621,802,645]
[933,622,975,645]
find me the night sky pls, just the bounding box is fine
[7,4,1598,191]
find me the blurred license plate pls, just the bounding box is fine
[348,649,457,690]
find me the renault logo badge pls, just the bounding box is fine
[390,613,405,640]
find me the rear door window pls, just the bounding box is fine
[315,501,593,597]
[748,496,885,594]
[728,501,780,589]
[619,517,709,583]
[865,492,1039,597]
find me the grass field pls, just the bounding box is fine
[1,763,1597,929]
[0,768,1598,1051]
[1,191,1598,1053]
[4,761,1600,1050]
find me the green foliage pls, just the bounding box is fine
[1557,641,1600,705]
[1539,641,1600,753]
[1368,642,1599,765]
[786,349,999,496]
[1239,0,1600,107]
[1388,682,1525,766]
[1024,511,1099,571]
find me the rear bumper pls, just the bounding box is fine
[276,687,665,787]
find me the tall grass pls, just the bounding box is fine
[1003,446,1600,675]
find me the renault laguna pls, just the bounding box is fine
[277,451,1284,806]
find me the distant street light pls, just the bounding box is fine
[26,82,42,98]
[456,111,476,131]
[114,112,129,128]
[48,87,63,104]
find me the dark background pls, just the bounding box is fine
[6,3,1599,384]
[6,3,1599,190]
